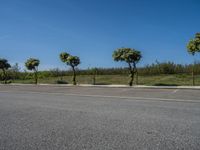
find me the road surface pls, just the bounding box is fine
[0,85,200,150]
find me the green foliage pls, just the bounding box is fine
[0,58,11,84]
[91,67,98,85]
[59,52,80,85]
[8,63,20,80]
[0,58,11,70]
[60,52,80,67]
[25,58,40,71]
[60,52,70,63]
[187,33,200,85]
[187,33,200,55]
[113,48,141,63]
[3,61,200,82]
[25,58,40,84]
[113,48,142,86]
[66,55,80,67]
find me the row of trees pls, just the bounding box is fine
[2,62,200,81]
[0,33,200,86]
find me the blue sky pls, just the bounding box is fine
[0,0,200,70]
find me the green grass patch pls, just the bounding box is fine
[10,74,200,86]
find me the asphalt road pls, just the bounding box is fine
[0,85,200,150]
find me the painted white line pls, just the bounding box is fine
[0,90,200,103]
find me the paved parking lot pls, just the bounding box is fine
[0,85,200,149]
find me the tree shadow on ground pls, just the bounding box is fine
[153,83,179,86]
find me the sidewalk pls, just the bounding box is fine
[0,83,200,90]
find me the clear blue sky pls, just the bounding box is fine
[0,0,200,70]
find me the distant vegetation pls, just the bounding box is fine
[0,58,11,84]
[0,32,199,86]
[0,61,200,85]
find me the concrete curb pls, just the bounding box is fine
[0,83,200,90]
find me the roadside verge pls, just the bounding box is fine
[0,83,200,90]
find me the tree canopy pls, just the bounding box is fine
[25,58,40,84]
[0,58,11,70]
[60,52,80,67]
[0,58,11,84]
[60,52,70,63]
[59,52,80,85]
[113,48,141,64]
[187,33,200,55]
[25,58,40,71]
[113,48,142,86]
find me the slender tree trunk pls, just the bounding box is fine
[92,69,97,85]
[128,62,134,86]
[129,71,134,86]
[34,68,38,84]
[72,66,76,85]
[192,63,195,86]
[93,74,96,85]
[134,62,138,85]
[2,69,7,84]
[135,70,138,85]
[34,71,38,84]
[132,62,138,86]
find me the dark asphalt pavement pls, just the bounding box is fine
[0,85,200,150]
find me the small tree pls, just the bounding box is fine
[60,52,80,85]
[113,48,142,86]
[0,58,11,84]
[25,58,40,84]
[187,33,200,86]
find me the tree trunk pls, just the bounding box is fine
[128,62,134,86]
[93,74,96,85]
[192,63,195,86]
[34,70,38,84]
[2,69,7,84]
[92,69,97,85]
[129,70,134,86]
[135,71,138,85]
[72,66,76,85]
[129,73,133,86]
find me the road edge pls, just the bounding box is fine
[0,83,200,90]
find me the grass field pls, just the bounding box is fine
[10,74,200,86]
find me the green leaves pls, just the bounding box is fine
[0,58,11,70]
[25,58,40,71]
[113,48,142,63]
[60,52,70,63]
[25,58,40,84]
[59,52,80,67]
[59,52,80,85]
[112,48,142,86]
[187,33,200,55]
[0,58,11,84]
[67,55,80,67]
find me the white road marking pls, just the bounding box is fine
[0,90,200,103]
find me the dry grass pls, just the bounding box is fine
[11,74,200,86]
